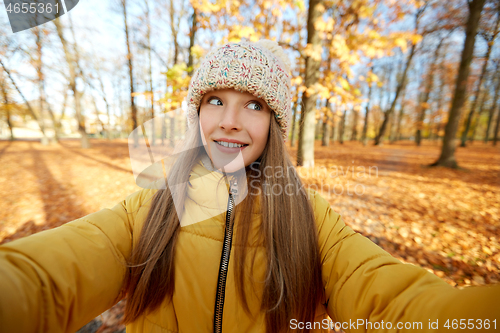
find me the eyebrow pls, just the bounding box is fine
[204,92,267,106]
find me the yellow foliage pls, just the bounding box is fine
[368,72,379,83]
[339,77,350,91]
[294,0,305,11]
[292,76,303,85]
[304,44,322,61]
[395,38,408,52]
[272,8,282,17]
[190,45,205,59]
[411,34,423,44]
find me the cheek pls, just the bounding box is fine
[250,118,270,147]
[199,111,211,134]
[198,114,209,145]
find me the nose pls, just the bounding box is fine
[218,105,241,131]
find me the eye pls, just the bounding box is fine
[247,102,263,111]
[208,97,223,106]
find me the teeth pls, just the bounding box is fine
[216,141,245,148]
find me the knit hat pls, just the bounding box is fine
[186,39,292,141]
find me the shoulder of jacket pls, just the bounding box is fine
[122,187,160,213]
[304,188,343,231]
[305,188,332,214]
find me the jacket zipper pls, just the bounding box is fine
[213,178,238,333]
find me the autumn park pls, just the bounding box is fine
[1,0,500,331]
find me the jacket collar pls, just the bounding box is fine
[186,155,260,215]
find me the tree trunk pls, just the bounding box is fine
[361,79,373,146]
[54,18,90,148]
[315,110,322,139]
[339,109,346,144]
[469,88,487,143]
[169,0,179,65]
[161,113,167,146]
[388,111,396,143]
[0,73,14,140]
[394,78,409,142]
[0,59,45,137]
[121,0,138,147]
[297,0,323,167]
[91,94,106,135]
[144,0,155,146]
[290,92,300,147]
[34,28,57,145]
[330,109,337,142]
[96,73,112,139]
[494,101,500,145]
[351,109,358,141]
[69,16,90,148]
[187,8,197,76]
[416,38,445,146]
[375,43,417,145]
[460,6,499,147]
[485,64,500,143]
[432,47,448,141]
[431,0,487,168]
[321,99,330,146]
[6,107,14,140]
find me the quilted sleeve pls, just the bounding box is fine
[0,188,156,333]
[311,190,500,332]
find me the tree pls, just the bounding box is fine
[339,108,346,144]
[431,0,487,168]
[31,27,56,144]
[350,108,359,141]
[290,90,301,147]
[0,58,46,139]
[374,4,426,145]
[494,93,500,145]
[415,35,447,146]
[143,0,155,145]
[0,70,14,140]
[187,5,198,77]
[361,77,373,146]
[296,0,323,167]
[121,0,138,147]
[459,2,500,146]
[484,60,500,142]
[394,85,407,142]
[54,18,90,148]
[321,99,331,146]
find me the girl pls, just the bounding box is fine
[0,40,498,333]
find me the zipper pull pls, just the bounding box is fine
[229,178,238,196]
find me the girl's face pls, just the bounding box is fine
[199,88,271,173]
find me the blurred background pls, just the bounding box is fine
[0,0,499,331]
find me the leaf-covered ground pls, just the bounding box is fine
[0,139,499,332]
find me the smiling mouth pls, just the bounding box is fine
[214,140,249,148]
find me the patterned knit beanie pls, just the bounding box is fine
[186,39,292,141]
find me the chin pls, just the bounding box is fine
[208,142,249,174]
[212,158,248,174]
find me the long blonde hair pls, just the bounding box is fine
[122,114,324,332]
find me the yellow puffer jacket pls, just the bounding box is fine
[0,160,499,333]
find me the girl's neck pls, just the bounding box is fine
[200,151,224,174]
